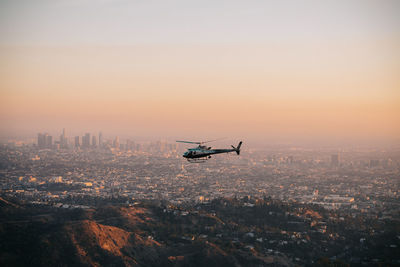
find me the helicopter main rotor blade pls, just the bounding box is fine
[176,140,201,144]
[176,138,226,145]
[200,137,226,144]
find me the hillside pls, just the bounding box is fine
[0,196,398,266]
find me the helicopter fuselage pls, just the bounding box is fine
[183,147,237,159]
[181,141,242,162]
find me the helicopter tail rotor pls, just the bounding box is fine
[232,141,242,155]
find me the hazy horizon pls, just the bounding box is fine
[1,0,399,147]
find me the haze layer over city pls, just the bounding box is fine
[0,1,399,266]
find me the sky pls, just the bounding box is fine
[0,0,399,146]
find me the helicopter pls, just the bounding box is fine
[176,139,242,163]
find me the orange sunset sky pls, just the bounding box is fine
[0,0,399,145]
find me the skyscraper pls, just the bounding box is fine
[98,132,103,148]
[74,136,80,148]
[82,133,91,149]
[113,136,119,150]
[59,128,67,149]
[37,133,46,149]
[38,133,53,149]
[45,135,52,149]
[92,136,97,148]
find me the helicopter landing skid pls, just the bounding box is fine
[187,158,209,163]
